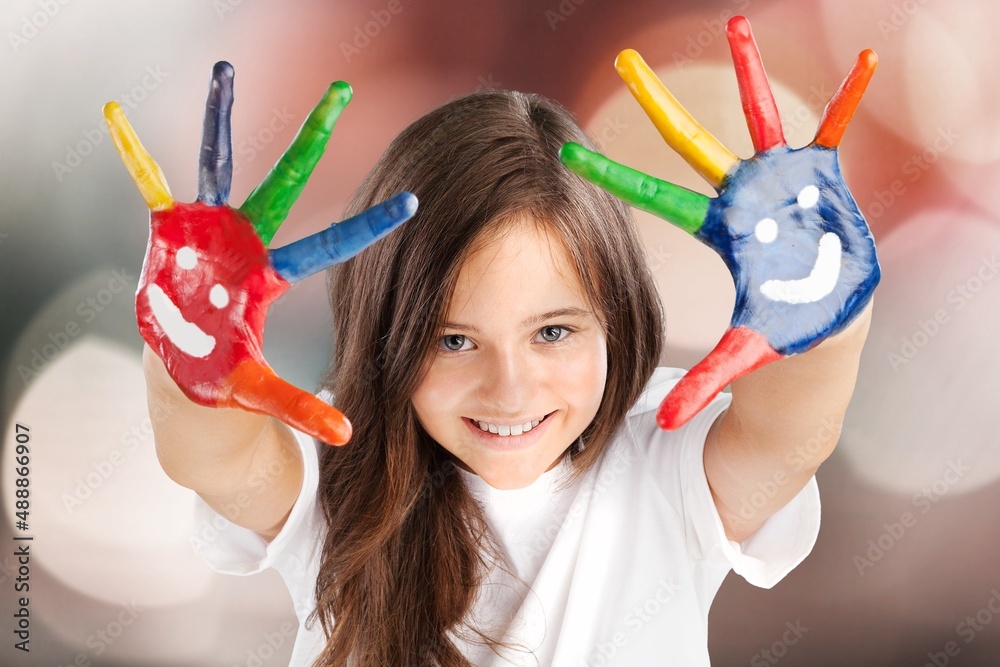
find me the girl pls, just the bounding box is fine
[136,52,873,667]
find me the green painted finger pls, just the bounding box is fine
[241,81,353,244]
[559,142,710,235]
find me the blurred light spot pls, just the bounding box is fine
[821,0,1000,165]
[841,209,1000,495]
[3,337,214,606]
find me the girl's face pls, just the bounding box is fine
[411,219,608,490]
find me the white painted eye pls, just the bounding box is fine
[797,185,819,209]
[209,284,229,308]
[755,218,778,243]
[176,246,198,270]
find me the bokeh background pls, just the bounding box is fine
[1,0,998,664]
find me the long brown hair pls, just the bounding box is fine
[311,89,664,665]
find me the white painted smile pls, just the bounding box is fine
[147,284,216,357]
[759,232,842,304]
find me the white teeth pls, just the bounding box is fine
[475,417,542,436]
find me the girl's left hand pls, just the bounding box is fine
[561,15,880,431]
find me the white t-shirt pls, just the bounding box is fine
[192,367,821,666]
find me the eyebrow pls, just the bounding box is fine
[441,307,593,335]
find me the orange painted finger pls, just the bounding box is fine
[814,49,878,148]
[224,359,353,445]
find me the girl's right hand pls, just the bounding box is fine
[106,61,417,446]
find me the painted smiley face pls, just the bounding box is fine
[699,145,879,356]
[754,184,841,305]
[106,62,414,444]
[559,17,880,429]
[135,202,290,396]
[146,245,228,358]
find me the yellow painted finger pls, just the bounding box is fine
[615,49,739,189]
[103,102,174,211]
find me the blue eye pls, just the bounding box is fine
[437,326,575,354]
[538,325,570,343]
[440,334,469,352]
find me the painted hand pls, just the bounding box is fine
[105,62,417,445]
[561,16,880,430]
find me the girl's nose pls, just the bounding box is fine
[481,347,536,415]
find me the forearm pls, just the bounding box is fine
[703,301,872,541]
[721,300,874,473]
[144,344,304,538]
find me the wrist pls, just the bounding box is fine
[142,343,186,400]
[813,297,874,353]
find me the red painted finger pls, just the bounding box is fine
[727,16,785,153]
[657,327,781,430]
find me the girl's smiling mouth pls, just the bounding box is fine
[462,411,556,450]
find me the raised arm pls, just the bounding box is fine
[107,62,417,539]
[143,344,302,540]
[559,17,879,541]
[706,300,872,541]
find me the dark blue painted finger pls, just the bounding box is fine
[269,191,418,283]
[197,61,235,206]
